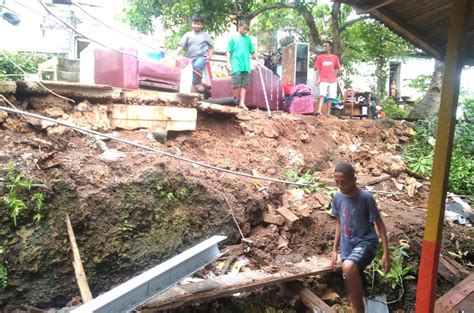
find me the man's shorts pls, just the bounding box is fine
[232,71,250,88]
[192,56,206,70]
[319,81,338,99]
[344,244,376,271]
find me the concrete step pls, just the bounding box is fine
[58,70,80,83]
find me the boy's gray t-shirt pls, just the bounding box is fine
[179,31,213,60]
[330,190,380,259]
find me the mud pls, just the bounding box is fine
[0,98,471,311]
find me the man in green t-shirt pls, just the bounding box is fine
[226,20,257,111]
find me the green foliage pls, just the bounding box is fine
[0,246,6,289]
[381,97,409,119]
[403,97,474,197]
[365,243,415,303]
[0,52,50,81]
[407,74,431,95]
[343,20,415,98]
[284,168,328,194]
[1,162,45,226]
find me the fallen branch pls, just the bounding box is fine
[223,195,252,244]
[66,214,93,303]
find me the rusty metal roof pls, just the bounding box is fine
[334,0,474,64]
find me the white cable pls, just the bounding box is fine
[0,50,75,103]
[0,105,316,188]
[71,1,164,52]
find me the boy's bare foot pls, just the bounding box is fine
[238,104,249,111]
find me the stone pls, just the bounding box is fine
[263,213,285,225]
[263,127,279,139]
[29,95,73,112]
[44,107,65,118]
[0,110,8,124]
[300,132,310,143]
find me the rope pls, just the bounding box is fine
[0,105,316,188]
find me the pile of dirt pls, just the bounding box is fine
[0,96,471,311]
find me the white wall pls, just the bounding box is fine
[0,0,163,57]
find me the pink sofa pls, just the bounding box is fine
[210,67,282,110]
[93,48,189,89]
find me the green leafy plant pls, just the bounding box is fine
[0,246,6,289]
[381,97,409,119]
[365,243,415,304]
[284,168,328,194]
[403,97,474,198]
[1,162,45,226]
[407,74,431,95]
[0,52,52,81]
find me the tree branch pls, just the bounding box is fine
[339,15,371,32]
[245,2,295,21]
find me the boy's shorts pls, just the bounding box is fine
[344,244,376,271]
[232,71,250,88]
[319,81,338,99]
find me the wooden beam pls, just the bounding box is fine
[141,256,337,311]
[287,281,337,313]
[370,8,444,59]
[405,2,453,23]
[410,239,469,284]
[415,1,472,312]
[434,273,474,313]
[358,0,396,13]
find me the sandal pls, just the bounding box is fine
[238,104,249,111]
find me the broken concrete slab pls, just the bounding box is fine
[108,104,196,131]
[121,89,201,106]
[197,101,241,115]
[16,80,121,102]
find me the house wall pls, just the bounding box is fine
[0,0,162,58]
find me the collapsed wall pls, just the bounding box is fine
[0,86,425,309]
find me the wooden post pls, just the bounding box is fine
[415,1,472,312]
[66,214,93,303]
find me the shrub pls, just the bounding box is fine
[403,95,474,198]
[382,97,409,119]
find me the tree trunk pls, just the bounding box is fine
[331,2,342,56]
[409,60,445,119]
[296,4,322,52]
[375,60,389,103]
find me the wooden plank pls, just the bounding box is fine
[141,256,336,311]
[410,239,469,284]
[287,281,336,313]
[66,214,93,303]
[434,273,474,313]
[358,0,396,13]
[358,173,391,187]
[415,1,472,311]
[108,104,197,131]
[370,8,443,60]
[405,2,452,23]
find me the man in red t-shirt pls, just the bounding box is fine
[315,41,341,115]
